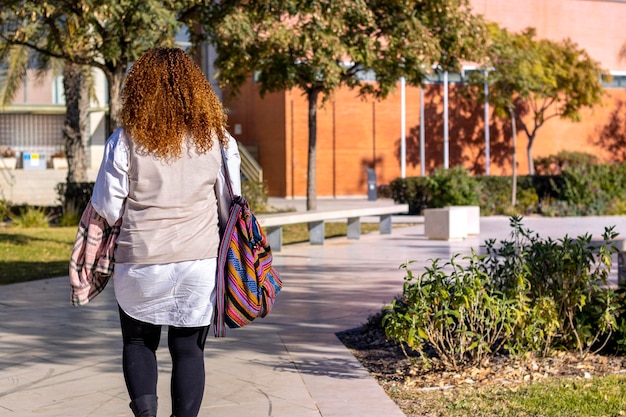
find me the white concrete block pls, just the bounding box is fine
[424,207,468,240]
[446,205,480,235]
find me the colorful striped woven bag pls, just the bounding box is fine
[214,149,282,337]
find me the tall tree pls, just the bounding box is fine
[0,0,184,130]
[202,0,486,211]
[469,25,605,175]
[61,62,90,183]
[0,0,194,202]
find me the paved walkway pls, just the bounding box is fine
[1,198,626,416]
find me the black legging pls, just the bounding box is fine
[118,307,210,417]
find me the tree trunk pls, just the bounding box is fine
[107,65,127,132]
[62,62,89,184]
[510,107,517,207]
[527,136,535,176]
[306,88,321,212]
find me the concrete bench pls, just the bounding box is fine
[423,205,480,240]
[257,204,409,251]
[609,239,626,287]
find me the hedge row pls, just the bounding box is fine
[385,163,626,216]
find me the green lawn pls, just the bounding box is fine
[0,227,76,284]
[390,375,626,417]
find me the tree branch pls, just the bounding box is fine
[0,33,106,73]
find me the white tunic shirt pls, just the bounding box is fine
[91,129,241,327]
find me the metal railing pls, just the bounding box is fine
[238,142,263,183]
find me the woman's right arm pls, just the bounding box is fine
[91,128,130,226]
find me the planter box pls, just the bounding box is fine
[52,157,68,170]
[445,205,480,235]
[423,207,468,240]
[0,157,17,170]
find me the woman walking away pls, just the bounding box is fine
[90,47,241,417]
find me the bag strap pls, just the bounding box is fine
[220,145,235,200]
[214,141,238,337]
[214,200,241,337]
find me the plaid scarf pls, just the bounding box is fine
[69,202,121,306]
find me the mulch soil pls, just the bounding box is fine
[336,316,626,393]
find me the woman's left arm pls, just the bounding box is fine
[216,132,242,227]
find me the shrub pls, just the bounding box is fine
[557,163,626,216]
[242,179,270,213]
[0,199,11,222]
[10,206,52,228]
[391,173,559,216]
[475,175,513,215]
[473,175,561,216]
[515,187,539,215]
[606,198,626,215]
[388,176,431,214]
[509,295,560,357]
[56,181,94,216]
[483,216,620,356]
[388,167,479,214]
[559,165,604,215]
[57,202,81,227]
[427,166,480,208]
[534,150,599,175]
[383,216,625,370]
[383,254,519,370]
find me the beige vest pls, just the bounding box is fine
[115,137,221,264]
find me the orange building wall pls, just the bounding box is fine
[515,90,626,169]
[471,0,626,71]
[281,87,426,197]
[286,87,424,197]
[224,80,288,196]
[225,81,626,197]
[223,0,626,198]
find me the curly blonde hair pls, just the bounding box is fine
[121,47,228,159]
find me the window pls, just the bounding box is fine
[424,71,464,84]
[355,68,376,81]
[602,72,626,89]
[52,75,65,105]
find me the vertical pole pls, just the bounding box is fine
[443,71,449,169]
[332,100,336,197]
[420,85,425,177]
[510,107,517,207]
[400,76,406,178]
[484,72,490,176]
[290,100,295,198]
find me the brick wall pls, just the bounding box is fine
[225,81,626,198]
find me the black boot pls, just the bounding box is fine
[129,394,158,417]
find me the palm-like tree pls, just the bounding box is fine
[1,0,189,211]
